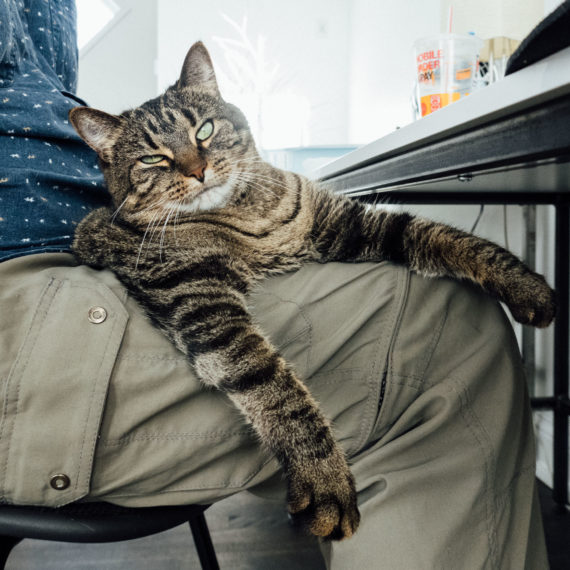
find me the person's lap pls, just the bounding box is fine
[321,264,548,569]
[0,253,402,505]
[0,251,547,568]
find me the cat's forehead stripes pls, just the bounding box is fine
[180,108,197,126]
[143,131,159,150]
[135,97,207,138]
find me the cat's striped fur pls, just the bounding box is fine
[70,42,555,541]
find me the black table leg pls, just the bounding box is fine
[553,199,569,506]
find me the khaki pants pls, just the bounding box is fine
[0,253,548,569]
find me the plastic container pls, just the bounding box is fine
[414,33,483,117]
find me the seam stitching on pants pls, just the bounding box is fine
[248,291,312,351]
[95,456,276,494]
[355,266,412,453]
[102,430,254,446]
[249,291,313,379]
[449,374,499,569]
[82,283,130,493]
[72,290,125,505]
[349,269,399,455]
[494,464,535,509]
[384,374,424,391]
[370,268,411,443]
[310,367,363,385]
[0,277,61,502]
[417,299,449,386]
[118,354,187,362]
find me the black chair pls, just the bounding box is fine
[0,501,220,569]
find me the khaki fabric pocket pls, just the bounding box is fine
[0,255,128,506]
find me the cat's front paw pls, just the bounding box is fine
[72,207,115,267]
[73,207,140,270]
[287,453,360,541]
[504,271,556,328]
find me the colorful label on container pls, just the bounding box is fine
[417,49,443,85]
[420,92,462,116]
[455,67,472,81]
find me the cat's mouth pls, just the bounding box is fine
[181,181,219,204]
[183,184,211,202]
[176,177,235,214]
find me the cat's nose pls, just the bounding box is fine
[180,158,207,182]
[189,164,206,183]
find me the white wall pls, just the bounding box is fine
[439,0,544,39]
[545,0,566,15]
[534,203,558,489]
[156,0,352,149]
[77,0,560,140]
[348,0,442,144]
[77,0,158,114]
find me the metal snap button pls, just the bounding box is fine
[88,306,107,324]
[50,473,71,491]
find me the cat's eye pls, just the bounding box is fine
[139,155,168,165]
[196,120,214,142]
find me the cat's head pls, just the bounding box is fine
[69,42,259,227]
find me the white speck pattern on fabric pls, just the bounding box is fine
[0,0,107,261]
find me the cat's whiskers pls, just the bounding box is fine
[232,168,295,192]
[233,156,266,167]
[243,183,281,202]
[173,196,187,245]
[242,177,291,196]
[110,197,129,225]
[159,203,179,262]
[141,206,165,243]
[134,195,171,222]
[135,201,170,269]
[232,173,283,200]
[233,176,280,201]
[212,155,296,198]
[142,208,169,248]
[239,182,283,202]
[222,156,265,171]
[229,160,270,173]
[149,206,171,246]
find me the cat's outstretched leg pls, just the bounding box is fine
[192,335,361,540]
[309,191,556,328]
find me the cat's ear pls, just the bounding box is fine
[69,107,123,163]
[179,41,219,93]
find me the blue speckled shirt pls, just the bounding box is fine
[0,0,108,261]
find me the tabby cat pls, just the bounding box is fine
[70,42,555,541]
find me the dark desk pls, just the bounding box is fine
[317,47,570,506]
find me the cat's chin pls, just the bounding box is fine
[176,179,235,214]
